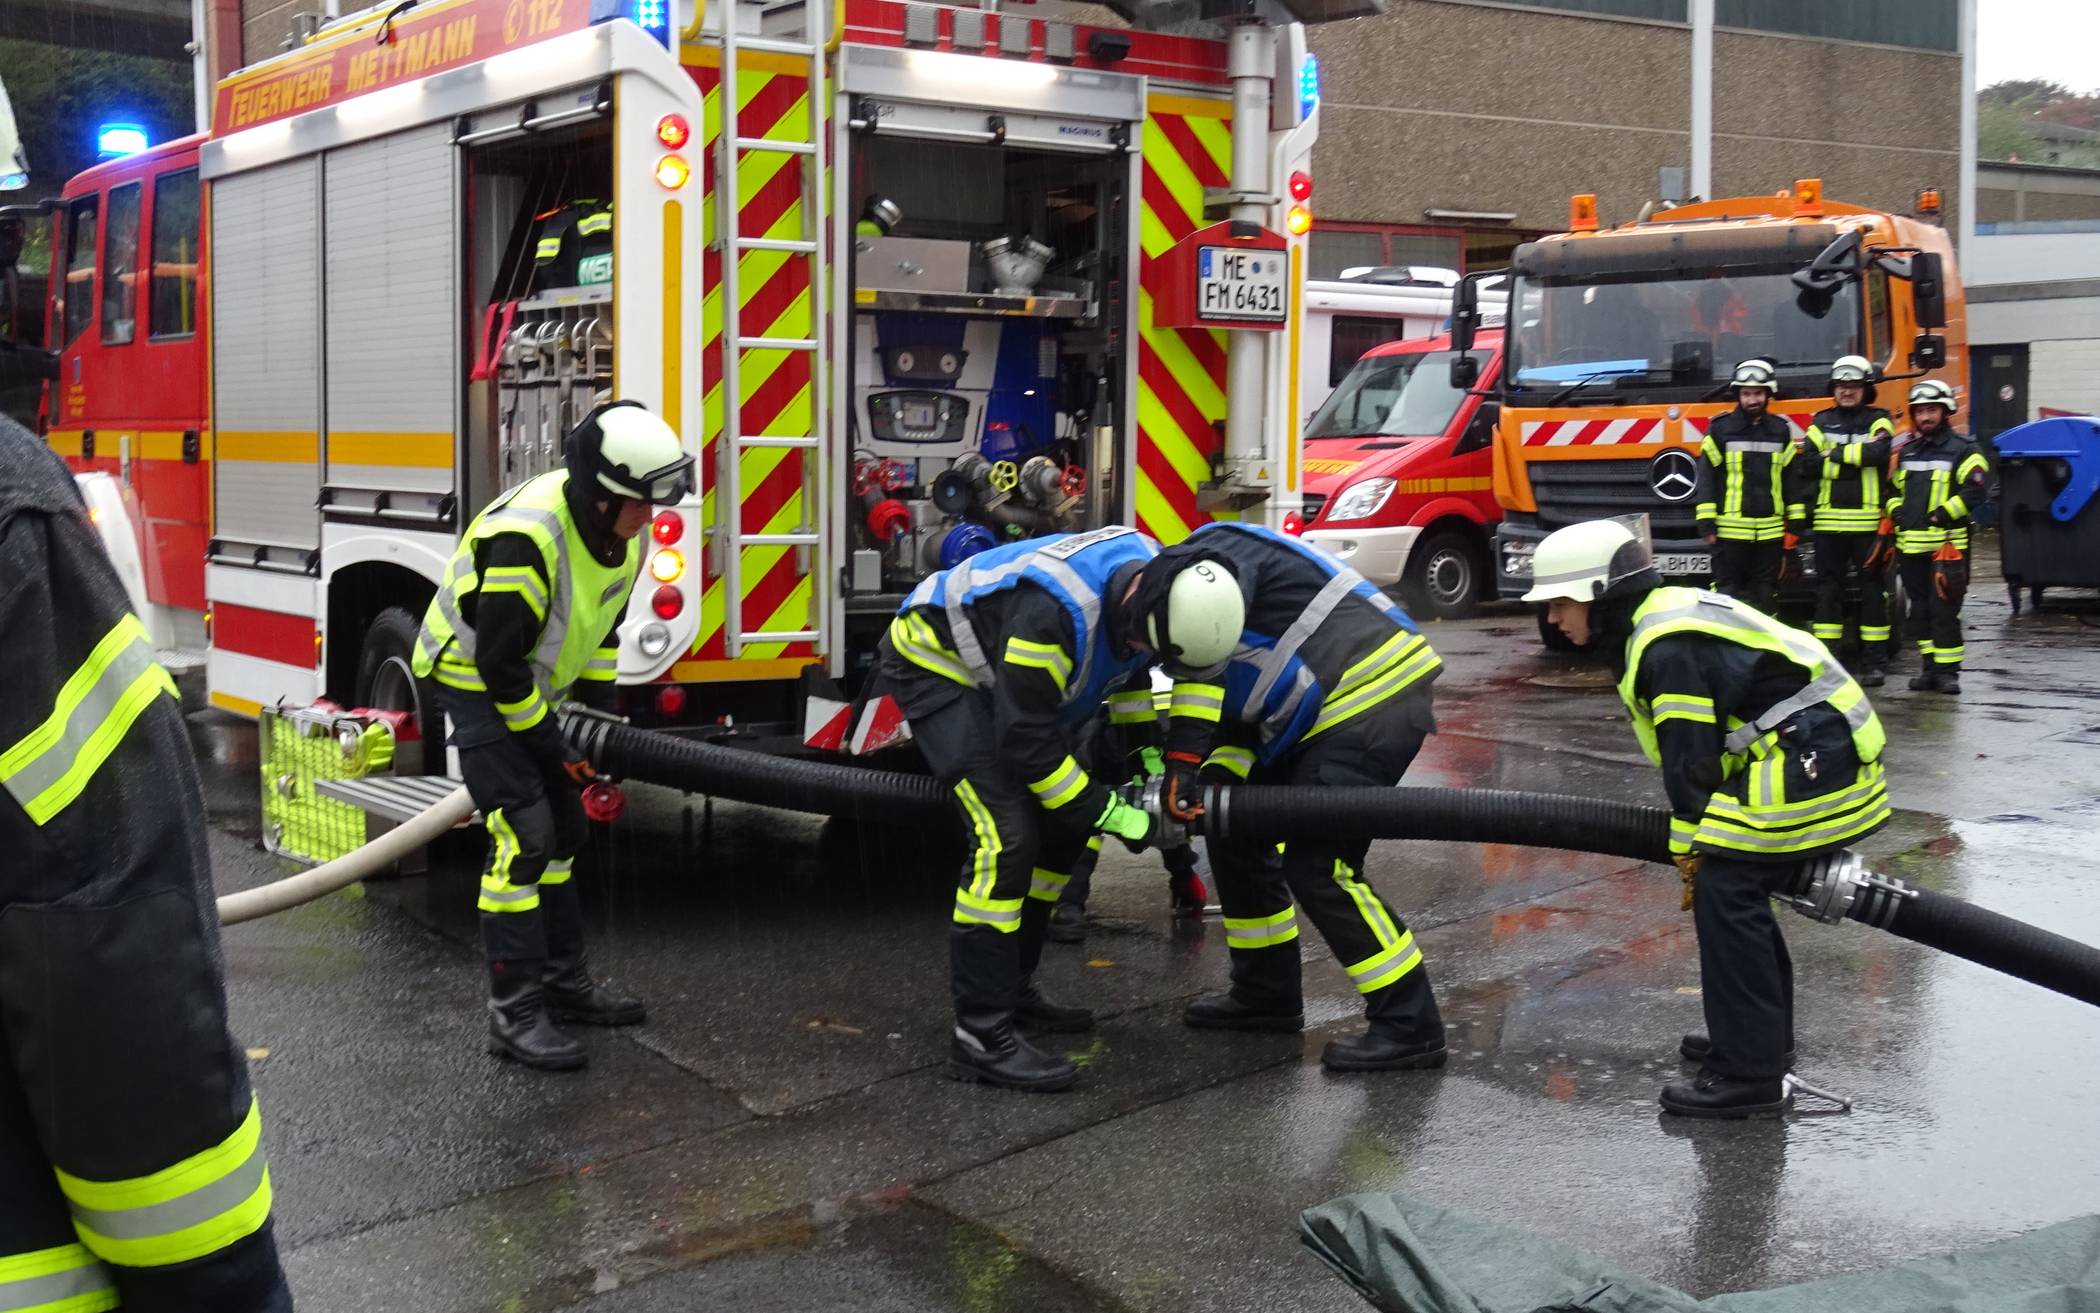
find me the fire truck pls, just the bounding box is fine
[40,0,1365,738]
[1445,182,1968,648]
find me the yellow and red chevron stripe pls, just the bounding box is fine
[1135,94,1233,544]
[684,50,822,674]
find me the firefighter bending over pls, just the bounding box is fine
[0,415,293,1310]
[1527,517,1890,1118]
[1151,522,1449,1072]
[872,527,1242,1093]
[414,401,693,1070]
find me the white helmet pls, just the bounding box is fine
[568,400,694,505]
[1730,358,1778,394]
[1136,555,1244,679]
[1521,517,1659,604]
[1829,355,1874,385]
[1908,379,1957,414]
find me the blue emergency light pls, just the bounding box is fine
[96,123,150,158]
[1299,54,1319,121]
[590,0,670,45]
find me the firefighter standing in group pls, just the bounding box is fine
[1696,359,1803,613]
[1801,355,1897,686]
[413,401,693,1070]
[1888,379,1990,695]
[0,416,294,1310]
[1526,517,1891,1118]
[872,526,1242,1093]
[1151,522,1449,1072]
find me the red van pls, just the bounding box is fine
[1297,329,1505,617]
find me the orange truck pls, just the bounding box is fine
[1446,181,1968,648]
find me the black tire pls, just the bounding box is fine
[353,605,439,772]
[1403,529,1485,620]
[1536,604,1593,654]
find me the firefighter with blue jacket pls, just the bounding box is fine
[1151,522,1449,1072]
[874,527,1244,1092]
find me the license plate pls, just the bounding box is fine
[1197,246,1287,323]
[1656,552,1711,575]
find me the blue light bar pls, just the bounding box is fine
[97,123,150,157]
[588,0,670,45]
[1299,54,1320,121]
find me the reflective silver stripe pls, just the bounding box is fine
[1695,806,1885,852]
[0,1260,115,1311]
[584,654,618,675]
[1904,459,1954,471]
[1721,668,1852,754]
[66,1143,267,1243]
[1245,569,1361,714]
[1710,770,1885,824]
[1262,665,1320,744]
[1729,441,1785,453]
[1,622,166,809]
[1028,757,1086,802]
[478,883,537,905]
[1528,563,1608,587]
[1168,686,1223,716]
[935,551,1104,692]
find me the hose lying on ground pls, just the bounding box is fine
[572,716,2100,1014]
[217,785,475,926]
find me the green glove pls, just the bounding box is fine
[1136,745,1165,780]
[1095,794,1155,849]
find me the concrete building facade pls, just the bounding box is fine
[1967,160,2100,432]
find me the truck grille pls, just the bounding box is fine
[1527,459,1702,539]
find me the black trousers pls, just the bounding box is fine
[1711,538,1782,613]
[1811,531,1891,655]
[1200,689,1443,1037]
[907,689,1094,1021]
[1898,550,1966,667]
[1691,853,1797,1080]
[443,689,590,966]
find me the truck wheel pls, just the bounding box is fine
[1536,604,1592,654]
[354,605,438,771]
[1404,530,1483,620]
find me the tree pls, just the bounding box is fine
[1978,99,2044,162]
[0,39,193,200]
[1980,78,2070,109]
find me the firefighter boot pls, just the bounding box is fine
[1857,644,1888,688]
[544,956,647,1026]
[1679,1033,1794,1068]
[1323,972,1448,1072]
[1659,1070,1789,1119]
[1934,661,1961,695]
[1908,662,1944,692]
[1046,901,1086,944]
[950,924,1077,1092]
[1014,899,1094,1033]
[1186,936,1303,1031]
[487,961,587,1071]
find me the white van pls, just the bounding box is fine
[1301,267,1465,420]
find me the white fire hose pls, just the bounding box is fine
[217,787,476,926]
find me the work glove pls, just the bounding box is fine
[559,752,598,788]
[1932,541,1968,599]
[1674,853,1702,913]
[1130,744,1165,784]
[1928,506,1954,529]
[1162,750,1205,822]
[1777,532,1802,585]
[1863,517,1895,573]
[1095,793,1156,853]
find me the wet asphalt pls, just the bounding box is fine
[194,539,2100,1312]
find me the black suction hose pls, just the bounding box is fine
[571,717,2100,1011]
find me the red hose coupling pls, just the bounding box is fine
[866,497,912,543]
[581,780,627,823]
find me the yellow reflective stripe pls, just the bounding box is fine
[954,780,1001,900]
[57,1098,271,1269]
[953,886,1023,930]
[1932,644,1965,664]
[481,565,550,623]
[496,687,549,733]
[1331,858,1403,950]
[0,1244,116,1313]
[0,614,176,825]
[1028,867,1070,902]
[890,614,974,688]
[1203,745,1256,779]
[1107,689,1156,724]
[1651,692,1717,727]
[1669,815,1698,856]
[575,210,611,236]
[1333,631,1418,695]
[540,856,574,886]
[1003,636,1073,693]
[1167,682,1224,723]
[478,809,539,912]
[534,235,562,260]
[1307,642,1440,741]
[434,659,487,692]
[1345,930,1423,994]
[1223,906,1299,949]
[1027,755,1091,810]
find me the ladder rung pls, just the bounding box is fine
[734,36,820,57]
[736,435,820,448]
[734,137,818,156]
[737,336,819,352]
[736,237,819,254]
[741,630,821,643]
[742,533,819,547]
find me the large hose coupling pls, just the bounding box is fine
[1783,850,1917,927]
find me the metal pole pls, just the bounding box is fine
[1689,0,1712,201]
[190,0,210,131]
[1223,23,1276,479]
[1957,0,1978,264]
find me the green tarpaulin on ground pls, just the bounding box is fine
[1301,1193,2100,1313]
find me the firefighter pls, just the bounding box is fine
[530,197,612,288]
[872,526,1242,1093]
[1044,706,1210,945]
[1889,379,1990,695]
[413,400,693,1070]
[1527,517,1891,1118]
[1695,359,1803,613]
[1153,522,1449,1072]
[0,415,293,1309]
[1802,355,1897,685]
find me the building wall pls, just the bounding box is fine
[2029,338,2100,416]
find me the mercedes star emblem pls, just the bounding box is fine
[1649,448,1700,503]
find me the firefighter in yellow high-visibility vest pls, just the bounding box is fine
[0,414,293,1310]
[414,401,693,1070]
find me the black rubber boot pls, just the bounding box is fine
[949,1012,1077,1092]
[1857,661,1886,688]
[1046,901,1085,944]
[1015,982,1094,1034]
[1679,1032,1793,1068]
[1907,665,1943,692]
[544,957,647,1026]
[487,961,586,1071]
[1322,1027,1448,1072]
[1933,661,1961,694]
[1183,991,1304,1032]
[1659,1070,1789,1119]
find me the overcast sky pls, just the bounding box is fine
[1977,0,2100,92]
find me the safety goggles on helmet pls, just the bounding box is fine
[569,400,695,506]
[1128,549,1243,681]
[1520,514,1658,604]
[1730,358,1778,392]
[1828,355,1873,385]
[1907,379,1957,413]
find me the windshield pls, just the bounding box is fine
[1507,270,1860,397]
[1306,349,1470,439]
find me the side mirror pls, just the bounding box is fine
[1909,251,1946,329]
[1448,353,1480,390]
[1449,277,1480,355]
[1791,229,1860,320]
[1910,332,1946,371]
[1456,399,1500,453]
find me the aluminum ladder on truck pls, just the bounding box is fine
[715,0,830,657]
